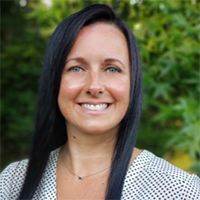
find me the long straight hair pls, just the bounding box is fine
[19,4,142,200]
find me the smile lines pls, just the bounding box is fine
[80,103,109,111]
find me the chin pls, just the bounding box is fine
[81,124,119,136]
[83,128,109,135]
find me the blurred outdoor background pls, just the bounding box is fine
[1,0,199,176]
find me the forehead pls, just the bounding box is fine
[67,23,130,62]
[78,23,127,44]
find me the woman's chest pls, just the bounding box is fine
[56,170,108,200]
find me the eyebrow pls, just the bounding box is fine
[65,57,86,64]
[65,57,125,68]
[104,58,125,69]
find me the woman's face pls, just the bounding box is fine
[58,23,130,136]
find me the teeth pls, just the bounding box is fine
[81,104,108,111]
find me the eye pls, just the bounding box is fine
[106,66,121,73]
[68,66,83,73]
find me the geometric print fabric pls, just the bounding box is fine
[1,148,200,199]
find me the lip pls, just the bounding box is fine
[77,102,112,114]
[78,101,110,105]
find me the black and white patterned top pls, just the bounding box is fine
[1,148,200,199]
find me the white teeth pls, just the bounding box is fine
[81,104,108,111]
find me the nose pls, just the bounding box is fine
[85,72,105,96]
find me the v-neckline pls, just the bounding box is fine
[48,147,149,200]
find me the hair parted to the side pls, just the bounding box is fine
[19,4,142,200]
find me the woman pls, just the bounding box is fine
[1,4,199,200]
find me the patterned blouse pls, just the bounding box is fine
[1,147,200,199]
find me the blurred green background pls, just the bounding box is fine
[1,0,199,176]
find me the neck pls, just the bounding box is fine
[59,126,117,177]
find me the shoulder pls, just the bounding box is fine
[0,159,28,200]
[122,150,200,200]
[0,159,28,181]
[0,147,61,200]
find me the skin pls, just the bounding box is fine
[56,23,142,200]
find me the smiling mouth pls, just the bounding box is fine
[80,103,109,111]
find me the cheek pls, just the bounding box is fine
[58,78,83,107]
[108,78,130,103]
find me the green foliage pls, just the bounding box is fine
[1,0,199,176]
[128,0,199,176]
[1,1,46,169]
